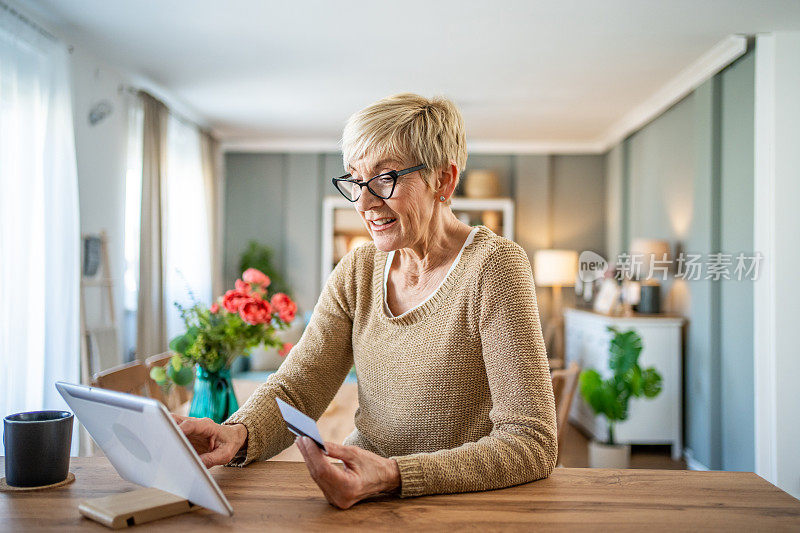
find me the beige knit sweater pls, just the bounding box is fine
[224,226,557,498]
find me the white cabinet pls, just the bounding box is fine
[564,307,685,460]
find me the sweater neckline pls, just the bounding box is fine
[383,226,479,319]
[373,225,492,326]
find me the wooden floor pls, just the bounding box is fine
[559,421,686,469]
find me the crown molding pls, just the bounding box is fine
[465,140,607,154]
[597,35,748,150]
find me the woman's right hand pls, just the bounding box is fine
[172,414,248,468]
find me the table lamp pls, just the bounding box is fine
[628,238,671,314]
[533,249,578,367]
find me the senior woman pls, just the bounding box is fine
[176,93,557,509]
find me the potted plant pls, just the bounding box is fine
[239,240,290,296]
[578,327,662,468]
[150,268,297,423]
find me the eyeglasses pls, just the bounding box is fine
[331,164,426,202]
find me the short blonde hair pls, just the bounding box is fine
[341,93,468,197]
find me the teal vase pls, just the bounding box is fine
[188,367,238,423]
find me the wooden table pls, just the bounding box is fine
[2,457,799,531]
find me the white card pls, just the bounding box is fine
[274,397,327,453]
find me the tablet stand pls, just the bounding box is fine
[79,487,196,529]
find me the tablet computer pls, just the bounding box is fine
[56,381,233,516]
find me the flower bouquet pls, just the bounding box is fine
[151,268,297,423]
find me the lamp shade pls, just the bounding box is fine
[629,238,671,280]
[533,249,578,287]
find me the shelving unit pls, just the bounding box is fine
[321,196,514,286]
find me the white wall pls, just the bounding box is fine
[67,47,213,368]
[754,32,800,500]
[69,47,133,368]
[10,0,209,369]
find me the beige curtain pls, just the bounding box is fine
[136,91,169,358]
[201,131,224,298]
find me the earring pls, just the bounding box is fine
[439,196,446,202]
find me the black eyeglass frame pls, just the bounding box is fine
[331,164,426,202]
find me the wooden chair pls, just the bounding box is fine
[551,362,581,465]
[91,360,150,396]
[145,352,192,410]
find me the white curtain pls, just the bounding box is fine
[164,114,211,340]
[123,98,143,360]
[0,5,80,452]
[200,131,223,298]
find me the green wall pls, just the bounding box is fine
[718,50,755,472]
[224,151,606,330]
[606,48,755,470]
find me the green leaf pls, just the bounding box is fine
[627,366,643,397]
[579,369,603,405]
[580,370,617,420]
[641,367,663,397]
[171,354,182,371]
[169,326,201,355]
[169,334,191,355]
[149,366,167,383]
[608,328,642,374]
[580,328,660,428]
[167,363,194,387]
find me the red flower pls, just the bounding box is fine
[222,289,250,313]
[239,298,272,325]
[243,268,270,288]
[235,279,251,293]
[270,293,297,323]
[279,343,293,357]
[209,303,220,314]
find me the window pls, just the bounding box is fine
[0,5,80,452]
[122,101,212,354]
[122,99,143,360]
[164,113,211,340]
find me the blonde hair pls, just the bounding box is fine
[341,93,467,201]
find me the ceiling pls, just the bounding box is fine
[22,0,800,151]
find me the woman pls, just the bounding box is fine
[176,93,557,509]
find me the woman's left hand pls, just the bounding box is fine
[295,436,401,509]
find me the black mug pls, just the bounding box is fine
[3,411,73,487]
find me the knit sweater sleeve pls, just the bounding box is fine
[391,241,558,497]
[222,250,357,466]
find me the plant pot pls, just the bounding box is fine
[248,343,285,371]
[588,440,631,468]
[248,320,306,371]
